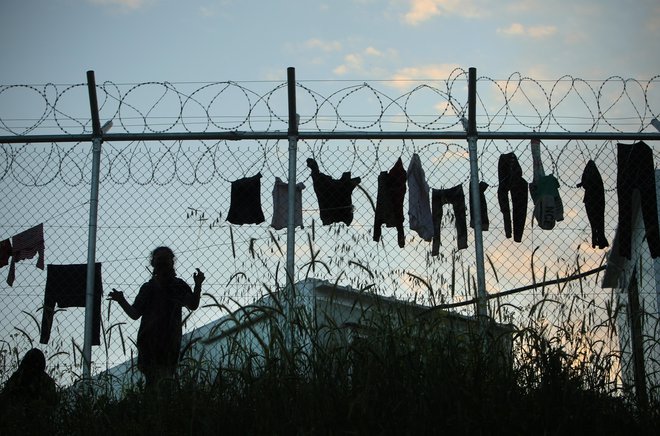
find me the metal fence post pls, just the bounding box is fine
[467,67,489,319]
[286,67,298,356]
[83,70,102,380]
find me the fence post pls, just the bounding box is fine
[286,67,298,358]
[467,67,489,319]
[83,70,103,381]
[627,270,649,415]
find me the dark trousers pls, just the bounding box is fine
[497,153,528,242]
[578,160,608,249]
[469,180,489,231]
[617,142,660,259]
[432,185,468,254]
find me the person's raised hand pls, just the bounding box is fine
[107,288,124,302]
[193,268,205,287]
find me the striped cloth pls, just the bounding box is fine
[7,224,45,286]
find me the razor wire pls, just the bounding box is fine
[0,69,658,138]
[1,71,659,398]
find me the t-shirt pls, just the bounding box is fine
[133,277,197,370]
[307,158,361,226]
[226,173,265,225]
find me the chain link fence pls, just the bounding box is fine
[1,71,659,401]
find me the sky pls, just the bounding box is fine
[1,0,659,85]
[1,0,659,382]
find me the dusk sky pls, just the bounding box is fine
[1,0,659,84]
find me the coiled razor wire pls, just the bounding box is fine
[1,70,659,187]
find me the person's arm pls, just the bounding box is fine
[185,268,205,310]
[107,288,141,320]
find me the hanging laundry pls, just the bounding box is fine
[226,173,265,225]
[307,158,361,226]
[7,224,45,286]
[577,160,608,249]
[271,177,305,230]
[533,174,564,230]
[469,180,489,231]
[0,239,11,268]
[373,158,407,248]
[616,141,660,259]
[431,184,468,254]
[528,139,563,230]
[407,153,433,241]
[497,153,528,242]
[40,263,103,345]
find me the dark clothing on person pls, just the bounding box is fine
[577,160,609,249]
[373,158,407,248]
[133,277,199,383]
[40,263,103,345]
[1,366,57,406]
[307,158,361,226]
[226,173,265,225]
[469,180,489,231]
[431,184,468,254]
[616,141,660,259]
[497,153,528,242]
[0,349,57,414]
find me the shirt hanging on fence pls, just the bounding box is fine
[407,153,433,241]
[528,139,563,230]
[307,158,361,226]
[0,239,11,268]
[374,157,407,248]
[40,263,103,346]
[7,224,45,286]
[226,173,266,225]
[271,177,305,230]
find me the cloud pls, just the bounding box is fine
[304,38,342,53]
[364,46,383,57]
[505,0,541,13]
[404,0,484,25]
[498,22,525,36]
[497,23,557,39]
[88,0,152,12]
[199,6,216,17]
[333,47,398,77]
[388,63,464,89]
[647,6,660,35]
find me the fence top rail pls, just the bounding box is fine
[1,131,660,144]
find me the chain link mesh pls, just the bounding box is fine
[1,72,659,396]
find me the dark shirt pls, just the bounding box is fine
[307,158,361,226]
[40,263,103,345]
[1,369,57,407]
[133,277,198,371]
[374,158,407,247]
[226,173,265,225]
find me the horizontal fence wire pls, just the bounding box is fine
[0,70,659,402]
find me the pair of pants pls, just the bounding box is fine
[616,142,660,259]
[431,185,468,255]
[497,153,528,242]
[469,180,489,231]
[578,160,608,249]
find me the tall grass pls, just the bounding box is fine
[1,288,658,435]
